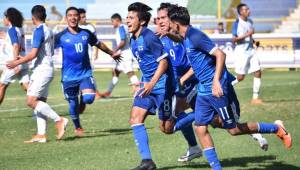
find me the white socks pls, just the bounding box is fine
[253,77,261,99]
[35,101,61,122]
[107,76,119,93]
[231,78,239,86]
[36,112,47,135]
[130,75,139,85]
[250,133,264,141]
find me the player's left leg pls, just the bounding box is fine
[0,67,17,104]
[0,83,9,105]
[251,70,262,104]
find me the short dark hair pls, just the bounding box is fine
[31,5,47,22]
[128,2,152,26]
[65,6,79,15]
[78,8,86,14]
[158,2,172,11]
[218,22,224,26]
[168,6,190,26]
[4,7,24,27]
[111,13,122,21]
[237,3,247,15]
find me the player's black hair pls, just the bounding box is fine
[218,22,224,26]
[157,2,177,13]
[4,7,24,27]
[168,6,190,26]
[78,8,86,14]
[65,6,79,15]
[111,13,122,21]
[237,3,247,15]
[31,5,47,22]
[128,2,152,26]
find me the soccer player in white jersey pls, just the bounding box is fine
[99,13,139,98]
[7,5,68,143]
[231,3,263,105]
[0,8,29,105]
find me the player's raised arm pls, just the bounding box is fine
[95,41,122,62]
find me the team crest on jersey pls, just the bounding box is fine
[65,39,71,42]
[138,45,143,51]
[82,36,88,40]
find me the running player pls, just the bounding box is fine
[99,13,139,98]
[231,3,263,104]
[55,7,121,137]
[7,5,68,143]
[168,6,292,169]
[0,8,29,105]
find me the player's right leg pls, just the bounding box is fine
[0,83,9,105]
[130,90,159,170]
[99,69,120,98]
[231,50,249,86]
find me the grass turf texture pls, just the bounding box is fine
[0,70,299,170]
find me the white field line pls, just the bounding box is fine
[0,97,132,113]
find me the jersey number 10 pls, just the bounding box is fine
[74,43,83,53]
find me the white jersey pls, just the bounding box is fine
[31,23,54,77]
[2,26,26,61]
[232,17,254,50]
[115,24,131,51]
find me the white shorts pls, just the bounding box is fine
[234,48,261,75]
[115,50,135,74]
[0,64,29,85]
[27,72,53,98]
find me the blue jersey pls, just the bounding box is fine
[183,26,231,95]
[55,28,99,82]
[130,27,169,94]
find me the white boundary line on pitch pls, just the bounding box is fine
[0,97,132,113]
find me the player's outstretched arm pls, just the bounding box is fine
[179,68,194,86]
[6,48,38,69]
[114,40,126,52]
[96,41,122,62]
[139,57,168,97]
[211,48,226,97]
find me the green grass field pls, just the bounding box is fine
[0,70,299,170]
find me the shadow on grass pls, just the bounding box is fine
[62,127,153,141]
[158,155,300,170]
[263,98,300,103]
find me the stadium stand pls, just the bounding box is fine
[274,3,300,33]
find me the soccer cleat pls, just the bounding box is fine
[55,117,68,140]
[250,98,263,105]
[24,134,47,143]
[95,90,101,100]
[178,145,202,162]
[132,159,157,170]
[251,134,269,151]
[99,91,111,98]
[274,120,292,149]
[74,128,84,137]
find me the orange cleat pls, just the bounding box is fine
[95,90,101,100]
[74,128,84,137]
[24,134,47,143]
[99,91,111,98]
[274,120,292,149]
[55,117,68,140]
[251,98,263,105]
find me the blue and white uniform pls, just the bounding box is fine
[27,23,55,98]
[232,17,260,75]
[0,26,29,85]
[184,26,240,128]
[55,28,99,99]
[160,36,198,108]
[130,27,175,121]
[114,24,135,74]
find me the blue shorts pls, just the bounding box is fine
[194,84,240,129]
[133,87,175,121]
[176,78,198,110]
[62,76,96,99]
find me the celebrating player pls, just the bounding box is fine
[231,3,263,104]
[7,5,68,143]
[98,13,139,98]
[55,7,121,137]
[0,8,29,105]
[168,6,292,170]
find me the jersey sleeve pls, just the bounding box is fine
[146,33,168,62]
[119,26,126,41]
[7,28,19,45]
[88,30,99,46]
[54,32,62,48]
[32,28,44,48]
[232,20,239,37]
[190,30,217,55]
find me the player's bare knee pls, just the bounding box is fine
[237,75,245,81]
[227,128,239,136]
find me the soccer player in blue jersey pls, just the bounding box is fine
[168,6,292,170]
[156,3,202,162]
[0,8,29,105]
[55,7,121,137]
[127,2,179,169]
[7,5,68,143]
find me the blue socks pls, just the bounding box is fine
[174,112,195,132]
[204,147,222,170]
[68,98,81,129]
[258,123,278,133]
[132,124,152,160]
